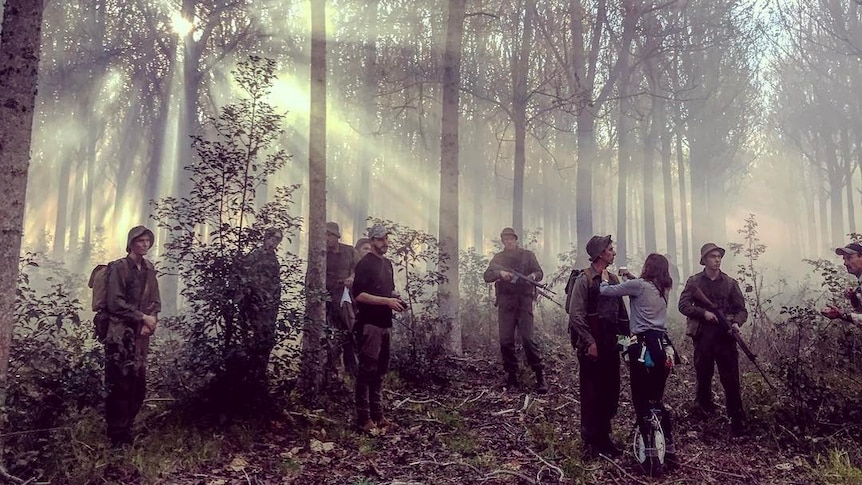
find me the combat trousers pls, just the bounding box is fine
[104,319,150,445]
[327,300,357,376]
[578,347,620,444]
[497,293,543,374]
[355,324,390,423]
[693,323,744,421]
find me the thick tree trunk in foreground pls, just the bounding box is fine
[0,0,46,471]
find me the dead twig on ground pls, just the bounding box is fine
[287,411,337,424]
[526,447,564,481]
[408,459,481,475]
[600,453,648,485]
[457,390,487,408]
[481,469,537,483]
[394,397,443,409]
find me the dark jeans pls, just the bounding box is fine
[355,324,390,423]
[628,342,674,448]
[578,347,620,444]
[497,293,543,374]
[104,320,149,444]
[694,323,744,421]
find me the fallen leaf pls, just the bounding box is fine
[310,438,335,453]
[227,455,249,472]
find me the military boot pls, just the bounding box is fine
[534,369,548,394]
[504,371,519,388]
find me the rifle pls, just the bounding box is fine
[691,287,775,390]
[489,263,565,310]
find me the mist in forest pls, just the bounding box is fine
[19,0,861,294]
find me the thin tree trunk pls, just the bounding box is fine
[439,0,465,355]
[300,0,328,403]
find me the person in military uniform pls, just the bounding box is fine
[243,228,283,388]
[103,225,161,446]
[483,227,547,393]
[353,224,405,432]
[567,234,629,458]
[326,222,359,376]
[821,242,862,329]
[679,242,748,434]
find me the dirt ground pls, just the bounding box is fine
[156,344,825,485]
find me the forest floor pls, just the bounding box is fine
[80,340,855,485]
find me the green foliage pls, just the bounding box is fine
[729,213,770,325]
[367,218,449,385]
[810,449,862,484]
[6,255,102,477]
[458,247,495,352]
[151,56,303,413]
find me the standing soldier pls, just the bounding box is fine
[243,228,283,391]
[352,224,405,432]
[568,235,629,458]
[325,222,359,376]
[821,242,862,329]
[103,225,161,446]
[483,227,547,394]
[679,242,749,434]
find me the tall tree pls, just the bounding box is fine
[299,0,328,402]
[0,0,46,475]
[439,0,466,355]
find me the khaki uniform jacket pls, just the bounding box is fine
[678,270,747,338]
[106,256,162,325]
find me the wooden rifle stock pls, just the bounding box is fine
[690,287,775,390]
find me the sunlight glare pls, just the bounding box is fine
[171,12,194,37]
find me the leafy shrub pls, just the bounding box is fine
[151,56,304,415]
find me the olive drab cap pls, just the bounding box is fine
[699,242,726,265]
[586,235,612,261]
[500,227,518,239]
[126,225,155,253]
[325,222,341,238]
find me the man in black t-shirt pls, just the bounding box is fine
[352,224,405,432]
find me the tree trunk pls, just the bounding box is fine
[352,0,379,241]
[0,0,45,465]
[439,0,465,355]
[299,0,328,403]
[675,121,691,278]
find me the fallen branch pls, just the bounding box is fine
[519,394,532,413]
[481,469,537,484]
[394,398,443,409]
[526,447,564,481]
[491,408,516,416]
[599,453,648,485]
[408,459,481,475]
[457,390,487,408]
[287,411,337,424]
[0,426,69,438]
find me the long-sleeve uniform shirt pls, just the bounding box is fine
[678,270,747,337]
[567,266,630,354]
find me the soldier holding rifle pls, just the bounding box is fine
[483,227,548,393]
[679,242,749,435]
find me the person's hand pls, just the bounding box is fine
[703,310,718,322]
[665,356,675,370]
[730,322,740,335]
[821,305,842,320]
[845,288,855,299]
[526,272,537,281]
[141,314,157,336]
[586,343,598,361]
[601,270,610,283]
[500,270,513,282]
[388,297,406,312]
